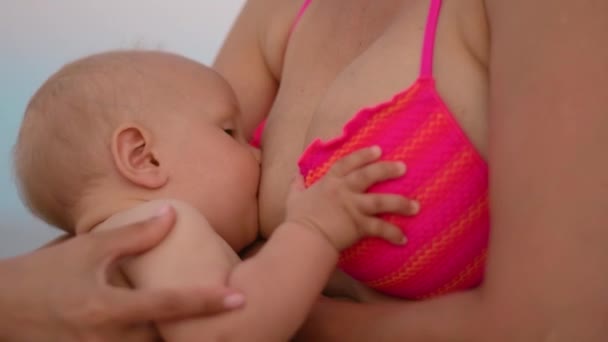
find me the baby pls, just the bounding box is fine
[13,50,415,341]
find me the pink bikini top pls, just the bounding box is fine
[256,0,489,299]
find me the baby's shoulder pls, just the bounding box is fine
[96,199,208,232]
[96,200,241,291]
[100,199,240,266]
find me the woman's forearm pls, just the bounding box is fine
[296,291,484,342]
[482,0,608,340]
[0,258,19,341]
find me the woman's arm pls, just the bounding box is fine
[294,293,481,342]
[296,1,608,340]
[0,209,242,342]
[213,0,294,137]
[482,0,608,339]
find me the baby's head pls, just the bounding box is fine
[14,51,260,249]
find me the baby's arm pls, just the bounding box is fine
[92,199,241,305]
[101,147,414,341]
[207,147,414,342]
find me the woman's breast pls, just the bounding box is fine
[258,0,489,239]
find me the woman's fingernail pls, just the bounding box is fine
[400,236,408,245]
[223,293,245,308]
[371,146,382,156]
[154,205,171,218]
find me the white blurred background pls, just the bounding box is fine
[0,0,245,257]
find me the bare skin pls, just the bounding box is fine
[5,0,606,340]
[217,0,488,237]
[0,208,245,342]
[215,0,608,340]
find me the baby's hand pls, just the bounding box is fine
[286,146,419,250]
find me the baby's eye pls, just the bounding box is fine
[224,128,235,137]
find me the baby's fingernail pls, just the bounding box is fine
[397,163,407,175]
[370,146,382,156]
[223,293,245,308]
[400,236,408,245]
[411,201,420,213]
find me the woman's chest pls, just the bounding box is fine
[259,0,489,232]
[266,0,488,159]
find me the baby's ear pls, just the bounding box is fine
[111,124,168,189]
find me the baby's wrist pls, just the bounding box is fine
[285,217,341,252]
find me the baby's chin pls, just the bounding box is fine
[244,205,261,241]
[225,204,259,251]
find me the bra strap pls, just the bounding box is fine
[290,0,313,34]
[420,0,442,77]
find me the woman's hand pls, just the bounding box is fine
[0,207,245,342]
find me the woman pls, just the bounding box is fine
[0,209,246,341]
[3,0,607,340]
[213,0,608,340]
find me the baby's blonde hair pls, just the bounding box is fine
[14,51,156,231]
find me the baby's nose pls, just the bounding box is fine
[249,146,261,164]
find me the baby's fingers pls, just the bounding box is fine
[360,218,406,245]
[347,161,406,192]
[358,194,420,216]
[329,146,382,177]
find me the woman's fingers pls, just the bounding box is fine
[91,205,247,323]
[94,206,177,266]
[107,286,245,323]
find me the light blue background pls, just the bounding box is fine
[0,0,245,257]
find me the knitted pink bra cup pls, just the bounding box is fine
[295,0,490,299]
